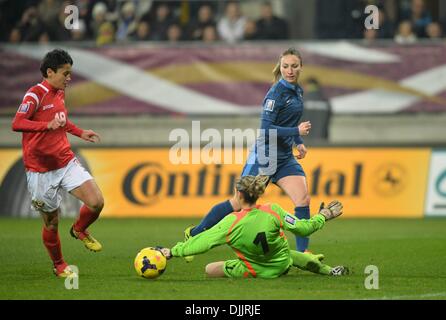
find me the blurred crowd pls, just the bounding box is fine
[316,0,444,43]
[365,0,443,43]
[0,0,290,45]
[0,0,444,46]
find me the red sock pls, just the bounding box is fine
[74,204,100,233]
[42,227,64,266]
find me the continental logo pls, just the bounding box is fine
[123,163,239,206]
[309,163,363,197]
[122,162,364,206]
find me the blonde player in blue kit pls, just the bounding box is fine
[160,176,348,279]
[185,48,314,254]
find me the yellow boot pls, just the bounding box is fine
[70,225,102,252]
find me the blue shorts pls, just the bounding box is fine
[241,155,305,184]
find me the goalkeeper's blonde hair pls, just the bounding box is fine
[235,175,269,204]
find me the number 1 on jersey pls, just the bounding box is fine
[253,232,269,254]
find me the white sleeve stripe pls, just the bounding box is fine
[24,92,39,106]
[37,83,49,92]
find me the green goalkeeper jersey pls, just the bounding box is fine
[171,203,326,278]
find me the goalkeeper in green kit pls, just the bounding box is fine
[159,175,348,279]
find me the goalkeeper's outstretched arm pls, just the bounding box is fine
[271,200,343,237]
[160,214,236,259]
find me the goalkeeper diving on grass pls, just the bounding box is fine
[158,175,348,279]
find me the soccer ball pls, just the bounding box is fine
[134,247,167,279]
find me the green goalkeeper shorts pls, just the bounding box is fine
[223,259,290,279]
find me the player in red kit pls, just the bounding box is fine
[12,49,104,278]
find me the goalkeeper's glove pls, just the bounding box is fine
[155,246,172,260]
[318,200,343,221]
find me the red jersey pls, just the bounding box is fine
[12,80,83,172]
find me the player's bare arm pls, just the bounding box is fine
[81,129,101,143]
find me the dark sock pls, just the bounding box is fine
[295,206,310,252]
[191,200,234,236]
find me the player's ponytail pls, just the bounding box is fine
[272,48,303,84]
[236,175,269,205]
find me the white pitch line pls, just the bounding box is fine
[363,292,446,300]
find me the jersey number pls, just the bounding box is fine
[55,112,66,121]
[253,232,269,254]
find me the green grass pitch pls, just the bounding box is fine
[1,217,445,300]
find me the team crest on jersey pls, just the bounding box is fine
[264,99,275,112]
[18,103,30,113]
[285,214,296,226]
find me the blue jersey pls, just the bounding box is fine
[256,79,304,162]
